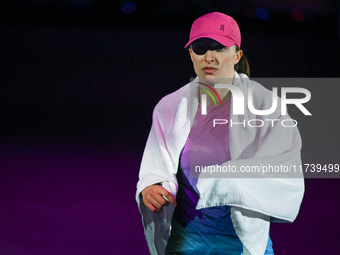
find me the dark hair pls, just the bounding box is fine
[234,45,250,77]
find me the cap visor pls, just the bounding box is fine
[184,33,237,48]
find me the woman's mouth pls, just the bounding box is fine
[203,67,217,74]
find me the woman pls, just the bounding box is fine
[136,12,304,255]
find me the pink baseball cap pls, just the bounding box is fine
[184,12,241,48]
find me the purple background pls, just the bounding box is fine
[1,1,340,254]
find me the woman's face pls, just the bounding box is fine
[189,38,242,83]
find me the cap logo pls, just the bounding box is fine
[220,24,224,31]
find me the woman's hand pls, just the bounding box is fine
[141,184,177,213]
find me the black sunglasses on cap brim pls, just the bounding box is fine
[190,38,229,55]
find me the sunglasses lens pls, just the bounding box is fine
[191,39,226,55]
[191,42,208,55]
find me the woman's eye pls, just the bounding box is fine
[213,44,226,51]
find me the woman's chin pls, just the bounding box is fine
[198,76,233,85]
[198,76,218,85]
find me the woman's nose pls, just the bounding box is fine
[204,50,215,63]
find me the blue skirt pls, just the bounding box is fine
[165,215,274,255]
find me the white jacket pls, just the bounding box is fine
[136,72,304,255]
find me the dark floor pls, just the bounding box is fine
[0,145,148,254]
[0,144,340,254]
